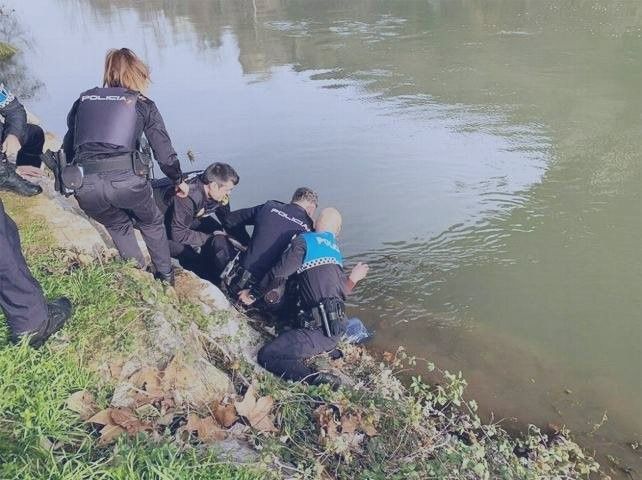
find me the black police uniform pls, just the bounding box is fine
[0,198,48,339]
[222,200,313,295]
[158,175,237,281]
[255,231,354,382]
[63,87,183,276]
[0,83,46,168]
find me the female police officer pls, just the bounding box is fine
[63,48,188,284]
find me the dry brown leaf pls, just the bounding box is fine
[66,390,97,420]
[110,408,144,433]
[341,414,359,434]
[234,386,277,433]
[314,405,339,440]
[98,424,125,445]
[234,385,257,418]
[197,416,226,443]
[185,413,202,432]
[87,408,115,426]
[214,403,238,428]
[382,351,394,363]
[252,414,278,433]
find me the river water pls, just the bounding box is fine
[5,0,641,474]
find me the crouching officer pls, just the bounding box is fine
[160,162,244,282]
[62,48,188,285]
[221,187,317,305]
[0,82,43,196]
[240,208,371,387]
[0,198,72,347]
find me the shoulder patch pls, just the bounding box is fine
[0,83,15,108]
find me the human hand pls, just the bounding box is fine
[2,134,21,163]
[16,165,43,179]
[175,181,189,198]
[238,289,256,306]
[349,262,369,284]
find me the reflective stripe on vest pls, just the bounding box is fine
[0,83,15,108]
[73,87,138,151]
[297,231,343,274]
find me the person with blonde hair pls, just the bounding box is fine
[62,48,188,284]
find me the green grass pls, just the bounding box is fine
[0,194,269,480]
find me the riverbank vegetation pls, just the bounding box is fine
[0,191,600,479]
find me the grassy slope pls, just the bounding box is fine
[0,192,600,480]
[0,194,267,480]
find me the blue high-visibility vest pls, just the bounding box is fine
[297,231,343,274]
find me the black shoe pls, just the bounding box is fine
[309,372,342,390]
[28,297,72,348]
[154,268,175,287]
[0,160,42,197]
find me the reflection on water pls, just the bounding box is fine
[0,7,42,99]
[9,0,642,474]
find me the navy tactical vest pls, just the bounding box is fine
[73,87,138,152]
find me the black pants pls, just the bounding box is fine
[257,327,341,381]
[17,124,45,168]
[1,123,45,167]
[0,198,48,339]
[75,170,172,275]
[174,234,236,283]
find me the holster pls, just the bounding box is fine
[132,150,152,178]
[41,149,80,197]
[297,298,346,337]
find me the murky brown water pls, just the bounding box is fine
[5,0,641,475]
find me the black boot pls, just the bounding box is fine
[12,297,73,348]
[154,268,175,287]
[0,160,42,197]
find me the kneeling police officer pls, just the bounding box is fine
[240,207,370,387]
[158,162,244,282]
[221,187,317,304]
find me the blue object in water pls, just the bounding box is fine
[343,317,374,344]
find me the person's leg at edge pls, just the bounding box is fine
[257,328,342,385]
[0,198,48,339]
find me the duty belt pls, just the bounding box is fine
[79,153,135,175]
[298,297,346,337]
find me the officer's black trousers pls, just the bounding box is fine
[16,124,45,168]
[75,171,172,275]
[0,198,48,338]
[174,234,236,284]
[1,123,45,168]
[257,328,341,381]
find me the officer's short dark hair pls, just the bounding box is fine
[291,187,318,206]
[202,162,239,186]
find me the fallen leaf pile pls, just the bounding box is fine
[66,374,278,445]
[313,404,379,455]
